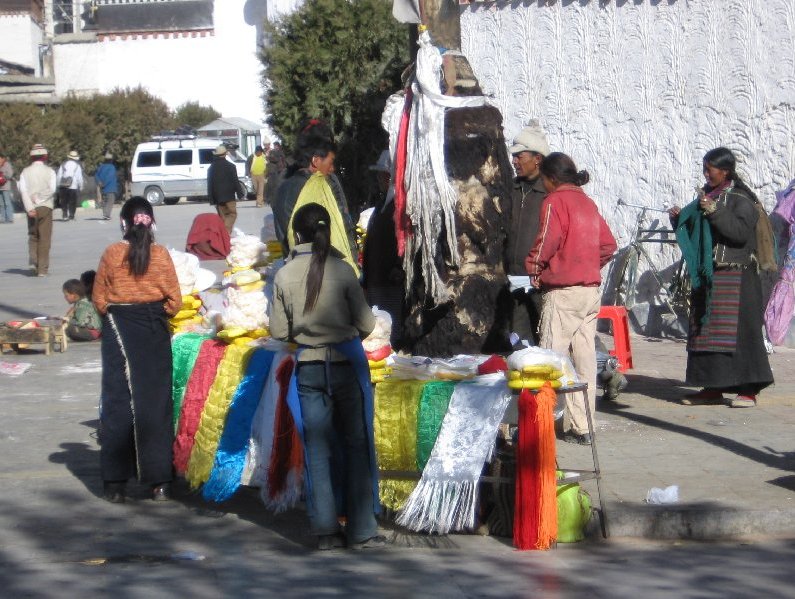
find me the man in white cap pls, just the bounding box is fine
[207,144,240,233]
[57,149,84,221]
[18,144,57,276]
[505,120,550,346]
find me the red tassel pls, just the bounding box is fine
[267,358,303,499]
[514,383,558,550]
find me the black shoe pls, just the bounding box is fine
[349,535,388,550]
[103,481,126,504]
[152,483,172,502]
[317,532,347,550]
[562,432,592,446]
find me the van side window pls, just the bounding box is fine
[165,150,193,166]
[137,151,162,167]
[198,149,214,165]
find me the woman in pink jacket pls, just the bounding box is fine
[526,152,617,445]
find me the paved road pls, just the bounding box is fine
[1,201,795,597]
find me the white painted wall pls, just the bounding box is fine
[0,15,44,75]
[53,0,265,120]
[461,0,795,249]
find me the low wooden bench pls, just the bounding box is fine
[0,320,68,355]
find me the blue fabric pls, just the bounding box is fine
[286,338,381,518]
[95,162,119,194]
[202,349,275,502]
[675,198,713,290]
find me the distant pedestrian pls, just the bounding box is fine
[207,144,240,233]
[264,141,287,210]
[18,144,56,277]
[526,152,617,445]
[61,278,101,341]
[0,151,14,223]
[94,152,118,220]
[246,144,268,207]
[57,150,84,221]
[93,197,182,504]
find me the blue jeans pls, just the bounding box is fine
[297,361,377,542]
[0,190,13,222]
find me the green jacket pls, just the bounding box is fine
[71,297,102,331]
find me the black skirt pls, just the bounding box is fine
[100,302,174,484]
[686,266,774,394]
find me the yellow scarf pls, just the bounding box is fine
[286,172,359,276]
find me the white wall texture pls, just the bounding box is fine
[461,0,795,249]
[0,15,44,75]
[53,0,265,121]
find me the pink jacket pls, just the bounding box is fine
[525,184,616,288]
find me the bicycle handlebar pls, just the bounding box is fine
[617,198,670,214]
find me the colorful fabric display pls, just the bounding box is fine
[264,357,303,511]
[415,381,456,470]
[514,384,558,550]
[397,375,512,534]
[202,349,276,503]
[186,344,254,488]
[374,380,425,510]
[173,339,228,475]
[171,333,211,430]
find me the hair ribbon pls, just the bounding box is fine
[133,213,153,227]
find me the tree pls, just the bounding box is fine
[0,103,67,170]
[261,0,409,212]
[174,101,221,130]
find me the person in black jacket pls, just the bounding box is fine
[207,145,240,233]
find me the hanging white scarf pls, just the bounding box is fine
[396,375,512,533]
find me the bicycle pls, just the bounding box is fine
[608,199,691,320]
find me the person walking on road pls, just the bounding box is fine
[669,147,774,408]
[0,151,14,223]
[57,150,84,221]
[526,152,617,445]
[94,152,119,220]
[18,144,56,277]
[93,197,182,504]
[246,144,268,207]
[207,144,240,233]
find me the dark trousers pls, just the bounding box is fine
[511,288,543,346]
[297,361,377,543]
[60,188,77,220]
[27,206,52,275]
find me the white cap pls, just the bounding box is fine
[213,144,227,156]
[508,120,550,156]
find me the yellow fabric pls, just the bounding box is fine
[250,154,267,176]
[286,172,359,276]
[374,380,426,510]
[186,344,254,488]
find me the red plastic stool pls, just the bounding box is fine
[597,306,633,372]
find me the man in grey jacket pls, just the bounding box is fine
[19,144,57,277]
[505,121,550,345]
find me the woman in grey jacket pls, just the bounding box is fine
[270,202,386,551]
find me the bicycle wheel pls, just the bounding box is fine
[611,247,639,310]
[669,258,691,314]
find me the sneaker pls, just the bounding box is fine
[348,535,388,550]
[681,389,724,405]
[729,395,756,408]
[562,432,592,446]
[317,533,347,551]
[152,483,172,501]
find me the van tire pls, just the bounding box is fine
[164,197,180,205]
[144,186,165,206]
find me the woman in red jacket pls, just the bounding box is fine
[525,152,617,445]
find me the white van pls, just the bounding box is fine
[130,136,254,205]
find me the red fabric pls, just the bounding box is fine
[365,345,392,362]
[267,357,303,500]
[173,340,228,474]
[525,184,617,288]
[477,354,508,375]
[185,213,231,260]
[394,88,413,258]
[514,384,558,550]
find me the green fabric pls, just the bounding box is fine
[675,199,713,290]
[171,333,211,429]
[415,381,456,470]
[72,297,102,331]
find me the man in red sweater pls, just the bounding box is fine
[526,153,616,445]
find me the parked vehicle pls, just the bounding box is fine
[130,136,254,205]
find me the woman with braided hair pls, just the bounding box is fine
[93,197,182,503]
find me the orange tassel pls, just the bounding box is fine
[514,383,558,550]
